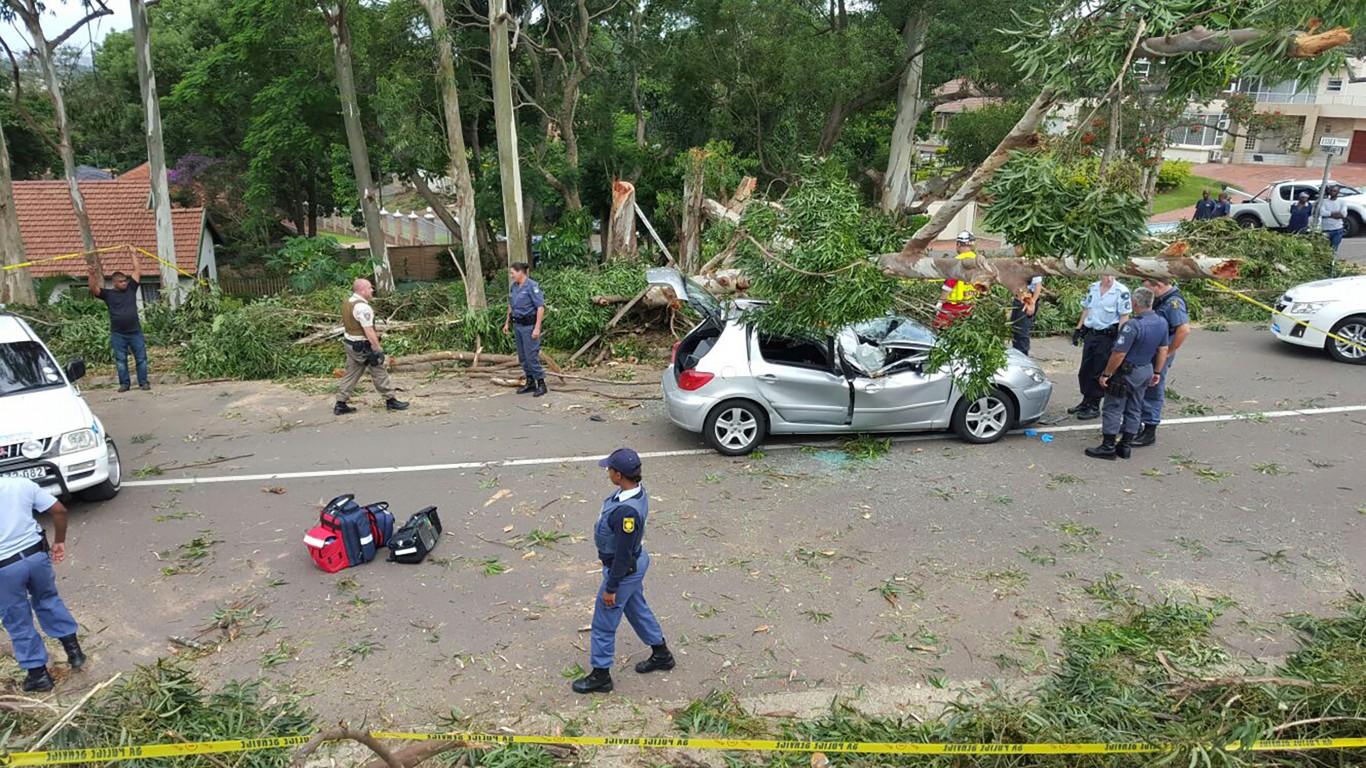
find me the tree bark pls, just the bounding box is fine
[131,0,181,306]
[419,0,486,308]
[321,1,394,290]
[895,89,1058,260]
[488,0,529,267]
[607,179,637,260]
[0,118,35,306]
[1140,25,1349,58]
[880,12,931,214]
[878,248,1240,294]
[680,148,705,273]
[11,1,108,265]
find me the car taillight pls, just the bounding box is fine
[671,341,681,366]
[677,369,714,391]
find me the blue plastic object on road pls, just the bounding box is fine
[1040,434,1054,443]
[1023,430,1038,437]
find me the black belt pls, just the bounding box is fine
[513,315,537,326]
[1086,326,1118,337]
[0,540,48,569]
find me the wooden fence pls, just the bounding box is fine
[217,276,290,296]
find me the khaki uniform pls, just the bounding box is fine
[337,294,395,403]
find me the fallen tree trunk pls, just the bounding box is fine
[878,245,1241,294]
[389,351,520,366]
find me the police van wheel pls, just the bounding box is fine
[703,400,767,456]
[77,440,122,502]
[951,389,1016,444]
[1326,315,1366,365]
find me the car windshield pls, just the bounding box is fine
[0,341,64,397]
[839,316,937,374]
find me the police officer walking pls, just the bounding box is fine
[572,448,674,694]
[1132,277,1191,447]
[334,278,408,415]
[1085,288,1169,460]
[0,478,86,692]
[1068,276,1132,420]
[503,263,548,397]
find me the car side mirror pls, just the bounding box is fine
[65,359,86,382]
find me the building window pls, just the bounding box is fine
[1237,77,1315,104]
[1243,134,1258,151]
[1167,113,1224,147]
[1326,78,1343,92]
[139,282,161,304]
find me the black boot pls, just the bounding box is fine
[22,666,53,692]
[1132,423,1157,447]
[385,398,409,411]
[533,378,548,397]
[1075,401,1101,420]
[634,643,676,674]
[1066,400,1089,414]
[333,401,356,415]
[1115,433,1133,460]
[1085,434,1118,460]
[571,667,614,694]
[61,634,86,670]
[515,379,536,394]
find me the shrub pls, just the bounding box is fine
[536,209,597,270]
[1155,159,1193,192]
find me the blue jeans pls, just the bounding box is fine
[111,331,148,388]
[590,550,664,670]
[1325,229,1344,254]
[0,551,79,669]
[1142,353,1175,425]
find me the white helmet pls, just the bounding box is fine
[955,230,975,244]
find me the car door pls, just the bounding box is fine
[848,344,955,430]
[748,332,851,426]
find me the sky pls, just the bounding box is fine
[1,3,132,62]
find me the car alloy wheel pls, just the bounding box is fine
[951,388,1016,444]
[1327,316,1366,364]
[703,400,767,455]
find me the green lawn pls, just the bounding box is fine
[319,231,369,244]
[1151,174,1226,216]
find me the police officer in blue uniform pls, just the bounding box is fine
[573,448,674,694]
[1069,276,1132,420]
[1085,288,1169,460]
[1132,277,1191,447]
[0,478,86,692]
[502,262,548,397]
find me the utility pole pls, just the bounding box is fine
[488,0,528,267]
[131,0,181,305]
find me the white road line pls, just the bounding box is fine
[123,404,1366,488]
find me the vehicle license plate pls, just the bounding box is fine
[0,467,47,481]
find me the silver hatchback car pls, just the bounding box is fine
[649,268,1054,455]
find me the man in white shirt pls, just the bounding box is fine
[1318,185,1348,255]
[0,478,85,691]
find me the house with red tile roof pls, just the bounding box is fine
[11,176,219,302]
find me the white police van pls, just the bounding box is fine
[0,309,121,501]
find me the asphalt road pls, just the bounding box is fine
[24,322,1366,748]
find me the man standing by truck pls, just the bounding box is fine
[1318,185,1347,255]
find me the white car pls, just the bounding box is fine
[0,311,122,500]
[1227,180,1364,237]
[1270,275,1366,364]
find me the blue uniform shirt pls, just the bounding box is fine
[594,486,647,593]
[0,478,56,560]
[1081,280,1132,330]
[509,278,545,317]
[1152,287,1190,344]
[1114,311,1168,367]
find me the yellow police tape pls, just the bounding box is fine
[3,731,1364,765]
[0,244,209,288]
[1207,279,1366,353]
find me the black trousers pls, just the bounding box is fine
[1009,301,1036,355]
[1078,330,1116,403]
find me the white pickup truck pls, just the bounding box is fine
[1225,179,1364,238]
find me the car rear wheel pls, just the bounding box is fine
[77,439,122,502]
[703,400,767,456]
[951,389,1016,444]
[1326,315,1366,365]
[1235,213,1263,229]
[1345,214,1362,239]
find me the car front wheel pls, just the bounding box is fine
[77,439,122,502]
[1326,315,1366,365]
[1235,214,1263,229]
[951,389,1017,444]
[703,400,767,455]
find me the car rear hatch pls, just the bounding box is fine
[648,267,726,386]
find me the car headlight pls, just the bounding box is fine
[1025,367,1046,384]
[1288,300,1334,315]
[58,429,98,454]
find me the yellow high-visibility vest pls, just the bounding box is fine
[944,251,978,303]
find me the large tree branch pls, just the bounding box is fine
[49,1,114,50]
[893,89,1058,261]
[291,725,402,768]
[1141,25,1351,58]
